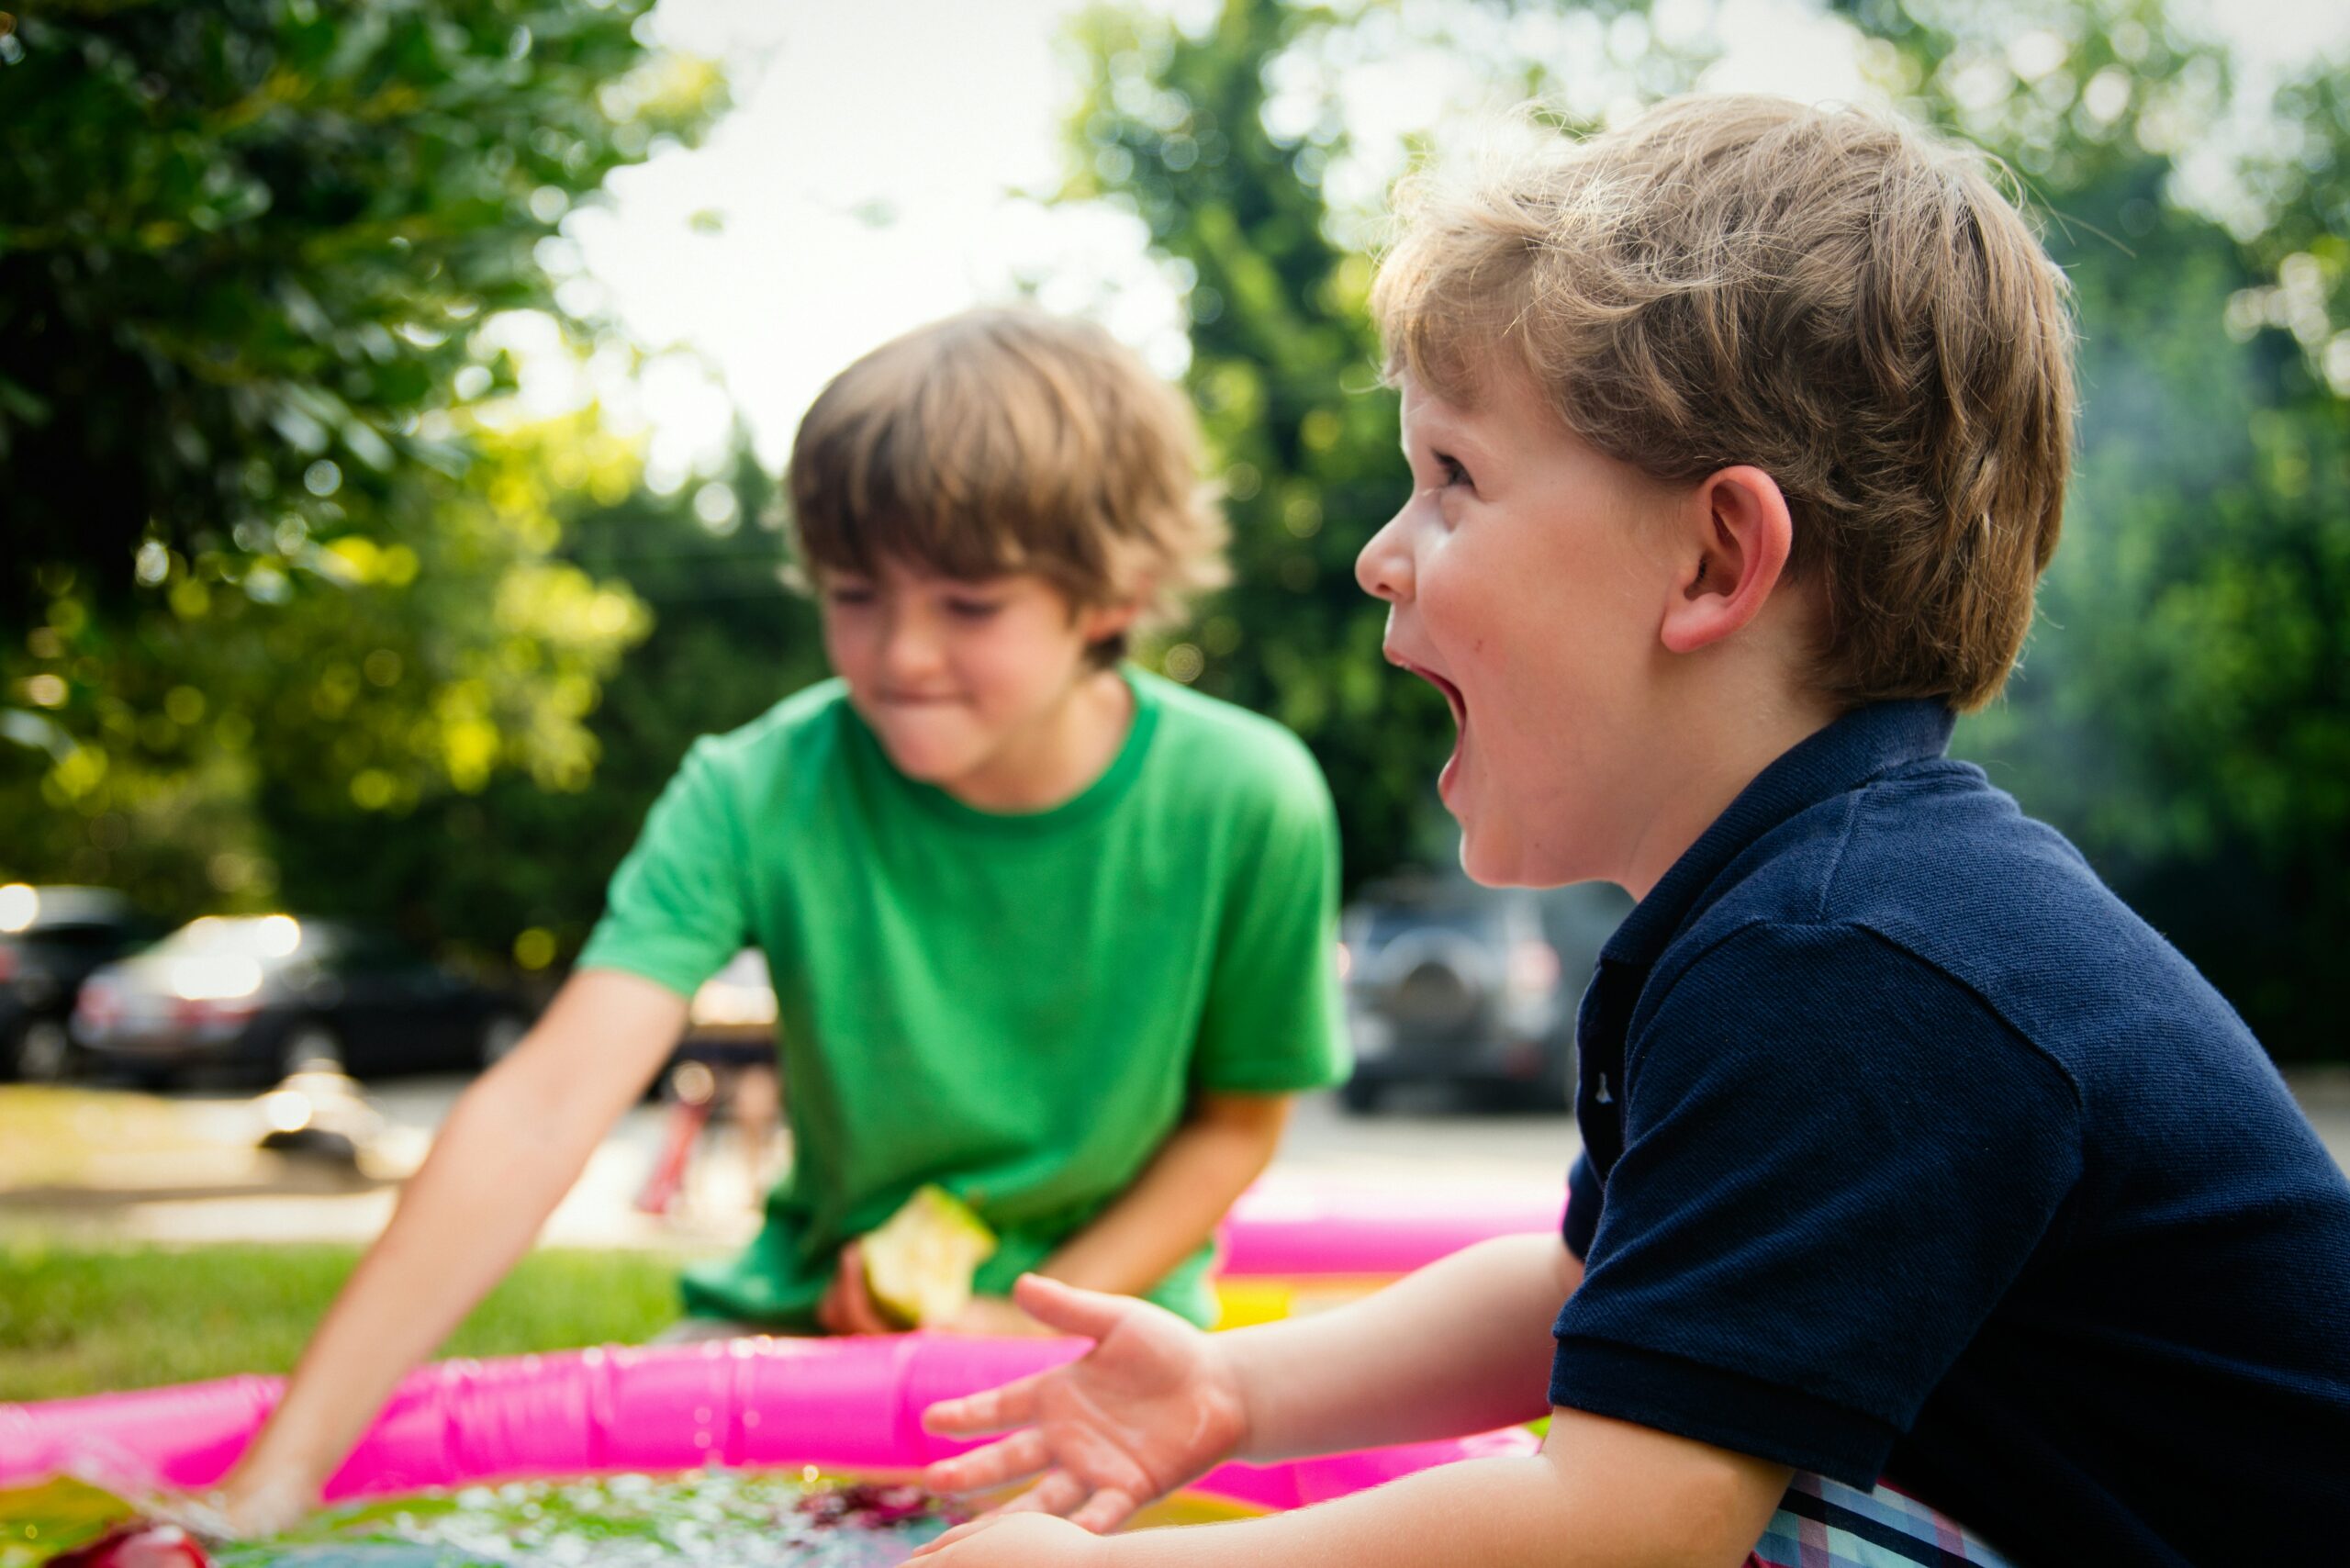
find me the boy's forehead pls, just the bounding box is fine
[1397,373,1474,438]
[822,555,1020,589]
[1398,365,1540,454]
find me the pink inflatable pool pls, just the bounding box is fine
[0,1333,1536,1512]
[1216,1172,1565,1277]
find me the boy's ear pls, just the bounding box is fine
[1076,596,1144,644]
[1658,465,1796,655]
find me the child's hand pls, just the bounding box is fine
[816,1239,895,1335]
[202,1463,317,1539]
[937,1294,1060,1338]
[906,1510,1109,1565]
[920,1273,1248,1533]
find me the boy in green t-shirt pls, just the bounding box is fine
[217,308,1351,1527]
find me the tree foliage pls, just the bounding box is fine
[1064,0,1460,889]
[0,0,728,939]
[260,445,823,962]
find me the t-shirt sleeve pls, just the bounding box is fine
[575,736,753,1000]
[1187,742,1351,1094]
[1548,920,2083,1486]
[1563,1150,1602,1261]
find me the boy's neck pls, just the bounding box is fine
[938,666,1136,813]
[1614,683,1844,902]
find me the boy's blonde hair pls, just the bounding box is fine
[788,308,1227,662]
[1372,95,2076,711]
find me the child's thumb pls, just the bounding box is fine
[1011,1272,1132,1339]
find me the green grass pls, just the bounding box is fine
[0,1236,696,1403]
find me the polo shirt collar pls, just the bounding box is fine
[1600,700,1957,969]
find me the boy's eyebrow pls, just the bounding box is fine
[1404,408,1495,471]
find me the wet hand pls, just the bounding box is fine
[816,1240,896,1336]
[905,1510,1109,1565]
[920,1274,1248,1533]
[199,1466,315,1540]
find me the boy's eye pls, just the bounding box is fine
[824,584,877,608]
[945,598,1005,621]
[1435,452,1472,489]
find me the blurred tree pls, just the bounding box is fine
[1822,0,2350,1058]
[1063,0,1463,890]
[0,1,727,938]
[261,437,826,965]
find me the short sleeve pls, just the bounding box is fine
[1548,921,2083,1485]
[575,737,753,1000]
[1563,1151,1602,1261]
[1187,746,1351,1094]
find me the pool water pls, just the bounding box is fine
[4,1471,1258,1568]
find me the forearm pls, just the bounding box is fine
[1039,1095,1286,1297]
[1225,1233,1579,1460]
[1103,1458,1572,1568]
[1101,1417,1782,1568]
[226,972,682,1502]
[227,1065,606,1490]
[1100,1448,1767,1568]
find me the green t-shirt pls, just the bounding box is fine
[576,668,1349,1328]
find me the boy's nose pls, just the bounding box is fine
[1355,508,1416,603]
[878,610,947,682]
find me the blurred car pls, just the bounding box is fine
[0,884,165,1081]
[1337,875,1630,1113]
[73,913,532,1086]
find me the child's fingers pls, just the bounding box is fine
[922,1371,1044,1437]
[1067,1487,1139,1535]
[905,1514,1003,1559]
[1010,1272,1133,1340]
[923,1428,1052,1495]
[834,1242,895,1336]
[815,1271,848,1336]
[841,1287,893,1336]
[999,1470,1088,1519]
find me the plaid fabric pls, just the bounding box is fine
[1747,1473,2016,1568]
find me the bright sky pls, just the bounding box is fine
[529,0,2346,487]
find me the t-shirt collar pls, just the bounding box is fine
[1600,700,1957,969]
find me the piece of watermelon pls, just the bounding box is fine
[861,1184,997,1328]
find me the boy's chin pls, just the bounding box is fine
[1456,826,1525,889]
[890,754,980,787]
[872,734,984,784]
[1457,821,1571,890]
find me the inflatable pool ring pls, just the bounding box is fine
[1212,1172,1566,1326]
[0,1333,1537,1512]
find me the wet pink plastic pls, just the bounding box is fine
[1216,1172,1566,1277]
[0,1334,1537,1509]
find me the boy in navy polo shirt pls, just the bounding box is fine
[907,95,2350,1568]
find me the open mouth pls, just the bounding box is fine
[1392,655,1467,730]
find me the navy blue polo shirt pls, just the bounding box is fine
[1550,700,2350,1564]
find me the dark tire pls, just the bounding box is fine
[1337,1073,1387,1115]
[277,1020,347,1078]
[1472,1050,1575,1114]
[13,1019,75,1083]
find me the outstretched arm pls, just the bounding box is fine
[216,969,688,1529]
[916,1407,1789,1568]
[923,1231,1579,1527]
[1044,1091,1290,1294]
